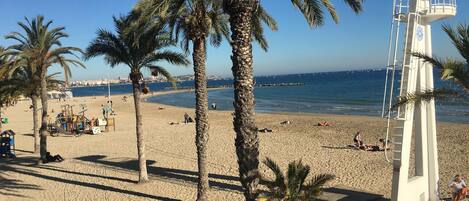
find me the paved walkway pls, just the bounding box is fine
[317,186,389,201]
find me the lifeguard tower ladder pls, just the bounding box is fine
[381,0,456,200]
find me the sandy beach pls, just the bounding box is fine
[1,90,468,201]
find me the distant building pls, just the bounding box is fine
[47,90,73,99]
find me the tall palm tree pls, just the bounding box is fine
[134,0,229,198]
[221,1,363,199]
[134,1,276,199]
[0,60,64,153]
[5,16,84,162]
[259,158,334,201]
[393,23,469,108]
[84,14,189,183]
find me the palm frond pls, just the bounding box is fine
[252,5,277,51]
[259,157,333,200]
[412,52,469,91]
[145,50,190,66]
[261,157,287,193]
[443,23,469,64]
[147,65,177,89]
[390,88,460,112]
[343,0,364,13]
[411,52,444,69]
[302,173,335,198]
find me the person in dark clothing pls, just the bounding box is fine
[187,116,194,123]
[353,132,364,147]
[45,152,64,162]
[184,113,190,124]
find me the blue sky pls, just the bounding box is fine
[0,0,467,81]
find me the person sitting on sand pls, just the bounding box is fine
[379,138,391,151]
[184,113,190,124]
[353,132,364,148]
[45,152,64,163]
[449,175,468,201]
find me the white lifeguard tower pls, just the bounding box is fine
[381,0,456,201]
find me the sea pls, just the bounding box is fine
[71,69,469,123]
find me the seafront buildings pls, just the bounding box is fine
[70,74,223,87]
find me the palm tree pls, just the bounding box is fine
[392,23,469,108]
[221,1,363,199]
[134,1,277,198]
[133,0,238,198]
[84,14,189,183]
[259,158,335,201]
[5,16,84,162]
[0,60,64,153]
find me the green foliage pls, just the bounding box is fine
[136,0,277,51]
[394,23,469,110]
[391,88,460,112]
[288,0,363,27]
[5,15,84,84]
[85,13,188,87]
[259,157,334,201]
[135,0,230,51]
[0,66,65,99]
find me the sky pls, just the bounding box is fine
[0,0,468,81]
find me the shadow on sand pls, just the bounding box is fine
[318,187,389,201]
[0,159,42,198]
[75,155,242,192]
[321,145,356,150]
[1,157,180,201]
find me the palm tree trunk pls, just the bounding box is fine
[31,95,40,153]
[193,38,210,201]
[0,106,3,131]
[130,73,149,183]
[39,70,49,162]
[226,1,260,200]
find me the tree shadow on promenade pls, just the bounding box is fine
[0,159,42,198]
[1,157,180,201]
[75,155,242,192]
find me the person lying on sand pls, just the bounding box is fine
[280,120,291,125]
[378,138,391,150]
[361,139,392,152]
[258,128,273,133]
[449,174,467,201]
[169,122,180,125]
[317,121,332,126]
[45,152,64,163]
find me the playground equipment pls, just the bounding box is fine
[48,104,92,136]
[48,104,115,136]
[382,0,456,200]
[0,130,15,159]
